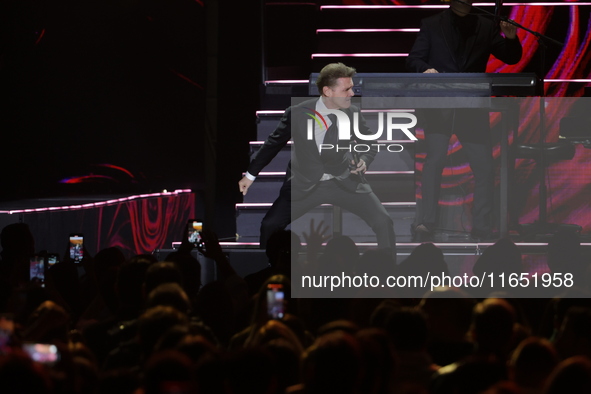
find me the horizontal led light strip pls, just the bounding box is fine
[249,141,292,146]
[249,140,415,145]
[321,5,449,9]
[320,3,591,9]
[317,28,420,33]
[172,241,591,248]
[501,2,591,5]
[253,171,414,177]
[264,80,309,84]
[0,189,193,214]
[265,79,591,84]
[545,79,591,82]
[236,202,416,208]
[256,110,285,115]
[256,110,415,115]
[311,53,407,58]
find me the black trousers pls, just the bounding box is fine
[417,108,494,233]
[260,179,396,261]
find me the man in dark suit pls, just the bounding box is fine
[406,0,522,241]
[239,63,396,260]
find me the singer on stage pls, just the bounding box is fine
[238,63,397,260]
[406,0,522,241]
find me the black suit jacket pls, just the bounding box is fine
[406,9,522,73]
[248,98,376,199]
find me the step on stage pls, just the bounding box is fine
[173,240,586,290]
[2,191,587,289]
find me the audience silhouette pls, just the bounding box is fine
[0,222,590,394]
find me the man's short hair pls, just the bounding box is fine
[316,63,356,95]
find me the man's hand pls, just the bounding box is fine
[500,21,517,40]
[350,159,367,175]
[239,176,254,195]
[423,68,439,73]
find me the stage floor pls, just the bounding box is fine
[1,192,588,285]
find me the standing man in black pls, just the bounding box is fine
[239,63,396,260]
[406,0,522,241]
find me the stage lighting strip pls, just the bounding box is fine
[256,110,287,115]
[315,3,591,59]
[236,202,416,208]
[251,171,414,177]
[173,241,591,249]
[249,139,415,145]
[320,3,591,9]
[317,29,420,33]
[545,79,591,82]
[265,78,591,84]
[206,242,591,249]
[329,242,591,249]
[0,189,193,215]
[249,141,293,145]
[263,80,309,84]
[256,110,416,114]
[311,53,407,58]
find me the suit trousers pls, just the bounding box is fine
[418,109,494,233]
[260,179,396,261]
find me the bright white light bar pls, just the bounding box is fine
[249,140,413,145]
[219,242,260,246]
[257,172,287,176]
[254,171,414,177]
[236,203,273,208]
[237,201,416,209]
[361,109,416,113]
[172,241,591,248]
[260,79,591,86]
[171,241,261,248]
[545,79,591,82]
[320,3,591,9]
[249,141,294,145]
[312,53,407,58]
[317,28,420,33]
[321,5,448,9]
[366,171,414,175]
[264,80,309,84]
[0,189,193,215]
[256,110,285,115]
[502,2,591,5]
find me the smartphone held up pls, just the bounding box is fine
[187,220,204,250]
[266,283,286,320]
[69,234,84,263]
